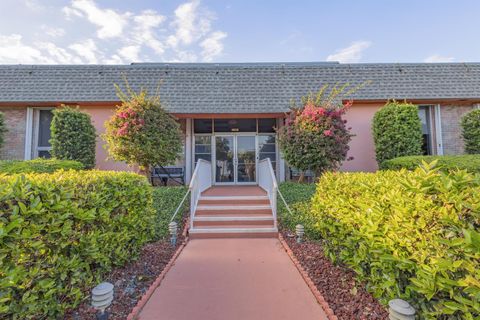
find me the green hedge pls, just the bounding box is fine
[461,109,480,154]
[284,165,480,318]
[372,101,423,164]
[0,170,155,318]
[381,155,480,173]
[278,182,316,232]
[0,158,84,174]
[50,106,97,169]
[152,186,189,239]
[0,111,6,149]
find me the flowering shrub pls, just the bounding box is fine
[278,87,354,180]
[104,88,182,174]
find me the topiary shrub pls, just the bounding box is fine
[50,106,96,169]
[0,111,6,150]
[381,154,480,173]
[461,108,480,154]
[0,170,155,318]
[103,86,183,176]
[277,85,355,181]
[372,101,423,165]
[0,158,83,174]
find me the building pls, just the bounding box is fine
[1,62,479,185]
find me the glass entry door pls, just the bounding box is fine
[215,135,257,184]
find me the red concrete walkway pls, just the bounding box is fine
[137,239,328,320]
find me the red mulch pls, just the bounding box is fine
[64,236,183,320]
[282,231,388,320]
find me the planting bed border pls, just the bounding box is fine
[278,234,338,320]
[126,220,190,320]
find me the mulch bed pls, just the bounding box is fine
[282,231,388,320]
[64,236,183,320]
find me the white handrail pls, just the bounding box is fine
[189,159,212,229]
[258,158,278,229]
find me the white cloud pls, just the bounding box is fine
[118,45,140,62]
[167,0,213,48]
[65,0,130,39]
[35,42,81,64]
[201,31,227,61]
[0,0,227,64]
[326,41,371,63]
[69,39,100,63]
[0,34,46,64]
[424,54,455,63]
[40,25,65,38]
[132,10,166,55]
[24,0,44,11]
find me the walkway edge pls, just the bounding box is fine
[127,219,190,320]
[278,234,338,320]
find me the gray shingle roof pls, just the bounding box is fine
[0,62,479,113]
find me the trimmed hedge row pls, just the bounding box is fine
[0,158,84,174]
[381,155,480,173]
[152,186,189,239]
[279,165,480,318]
[0,170,155,318]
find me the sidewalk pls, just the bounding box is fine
[137,238,328,320]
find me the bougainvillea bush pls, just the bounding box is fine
[277,86,354,181]
[104,87,182,174]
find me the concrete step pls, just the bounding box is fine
[195,208,272,215]
[189,226,278,239]
[193,215,274,227]
[200,195,269,201]
[196,205,271,211]
[198,198,270,205]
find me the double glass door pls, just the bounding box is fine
[215,135,256,184]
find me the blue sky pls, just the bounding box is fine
[0,0,478,64]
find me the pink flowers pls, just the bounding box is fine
[323,129,333,136]
[114,108,144,137]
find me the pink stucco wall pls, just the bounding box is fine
[81,104,382,173]
[79,106,133,171]
[341,103,382,172]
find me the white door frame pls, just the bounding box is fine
[213,133,258,185]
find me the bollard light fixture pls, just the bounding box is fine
[388,299,415,320]
[295,224,305,243]
[91,282,114,320]
[169,221,178,246]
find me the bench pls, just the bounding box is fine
[151,166,185,186]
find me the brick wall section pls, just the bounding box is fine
[440,104,475,154]
[0,108,26,160]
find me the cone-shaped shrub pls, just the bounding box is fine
[372,101,423,164]
[50,106,96,169]
[461,109,480,154]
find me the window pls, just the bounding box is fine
[193,119,213,133]
[36,109,53,158]
[194,136,212,165]
[258,135,276,174]
[214,119,257,132]
[258,118,276,133]
[418,106,433,155]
